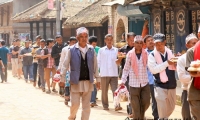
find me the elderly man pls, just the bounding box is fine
[120,35,150,119]
[148,33,177,119]
[186,40,200,119]
[177,33,198,120]
[61,27,100,120]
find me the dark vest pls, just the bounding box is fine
[70,46,94,84]
[79,52,90,80]
[152,53,177,89]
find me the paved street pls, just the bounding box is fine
[0,71,182,120]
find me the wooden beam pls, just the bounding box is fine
[50,22,53,38]
[43,21,46,40]
[36,22,39,35]
[30,22,33,41]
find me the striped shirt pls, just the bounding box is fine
[121,52,148,87]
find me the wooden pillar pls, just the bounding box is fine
[36,22,39,35]
[43,21,46,40]
[1,8,3,26]
[50,21,53,38]
[30,22,33,41]
[7,5,9,26]
[60,20,63,36]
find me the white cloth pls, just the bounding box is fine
[121,54,148,87]
[58,45,71,70]
[148,50,169,74]
[177,53,191,90]
[97,46,118,77]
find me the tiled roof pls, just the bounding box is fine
[63,0,109,28]
[12,0,93,23]
[0,0,13,6]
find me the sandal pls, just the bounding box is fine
[52,89,58,93]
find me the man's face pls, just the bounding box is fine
[77,33,88,45]
[186,39,198,49]
[69,40,77,46]
[48,42,54,47]
[127,36,134,46]
[13,42,16,46]
[134,41,143,50]
[25,42,29,48]
[145,37,154,48]
[56,37,63,45]
[155,41,166,52]
[16,41,20,46]
[91,42,97,48]
[36,38,40,43]
[40,42,45,48]
[105,37,113,46]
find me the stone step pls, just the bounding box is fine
[117,80,182,106]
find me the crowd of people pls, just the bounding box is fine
[0,25,200,120]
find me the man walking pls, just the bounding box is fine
[51,35,67,69]
[120,35,150,119]
[144,35,159,119]
[32,35,41,87]
[0,40,9,82]
[186,39,200,120]
[36,39,47,92]
[88,36,100,107]
[10,39,18,77]
[148,33,177,119]
[20,41,34,83]
[177,33,198,120]
[61,27,100,120]
[44,39,58,94]
[116,32,135,116]
[97,34,119,111]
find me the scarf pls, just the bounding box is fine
[129,48,148,76]
[193,41,200,89]
[154,46,176,83]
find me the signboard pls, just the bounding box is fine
[18,33,30,41]
[48,0,54,10]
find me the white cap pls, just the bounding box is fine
[134,35,143,42]
[185,33,198,44]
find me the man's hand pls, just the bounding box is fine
[168,59,175,65]
[189,72,200,77]
[2,67,5,72]
[119,82,125,86]
[96,82,100,90]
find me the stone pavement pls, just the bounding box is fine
[0,71,182,120]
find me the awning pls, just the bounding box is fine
[102,0,124,6]
[130,0,154,6]
[116,4,149,20]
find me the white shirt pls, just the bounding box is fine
[58,45,71,70]
[97,46,118,77]
[148,50,170,74]
[177,53,191,90]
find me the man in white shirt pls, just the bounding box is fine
[177,33,198,120]
[57,36,77,71]
[97,34,118,111]
[148,33,177,119]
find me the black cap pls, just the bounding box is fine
[24,40,29,43]
[153,33,165,43]
[40,39,46,42]
[89,36,97,44]
[46,38,54,42]
[69,36,77,41]
[55,35,62,39]
[36,35,42,39]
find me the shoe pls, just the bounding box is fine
[103,108,109,110]
[64,100,68,105]
[46,90,51,94]
[129,114,133,118]
[90,103,95,107]
[52,89,58,93]
[33,82,36,87]
[1,81,3,83]
[115,106,122,111]
[42,88,45,92]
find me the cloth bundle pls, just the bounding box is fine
[113,85,130,108]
